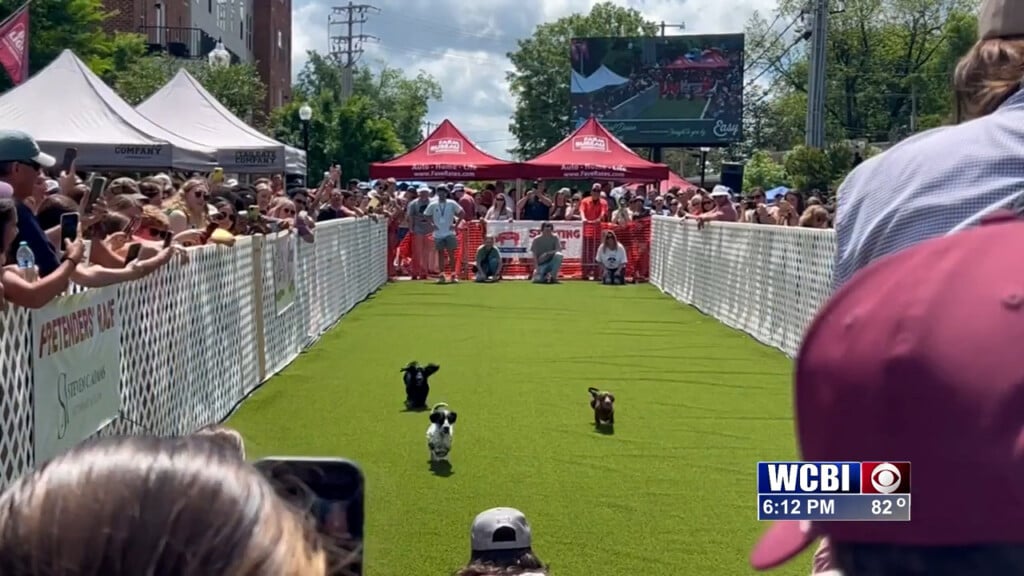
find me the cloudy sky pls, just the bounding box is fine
[292,0,777,156]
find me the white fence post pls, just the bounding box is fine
[0,219,388,488]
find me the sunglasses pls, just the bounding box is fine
[211,211,232,221]
[17,160,41,171]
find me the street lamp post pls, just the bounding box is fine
[699,147,711,189]
[208,39,231,68]
[298,104,313,186]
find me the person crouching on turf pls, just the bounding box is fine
[474,236,501,282]
[595,230,627,285]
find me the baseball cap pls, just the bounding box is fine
[470,507,532,552]
[452,183,465,192]
[0,130,56,167]
[978,0,1023,40]
[416,185,430,193]
[44,179,60,194]
[710,185,731,197]
[750,211,1024,570]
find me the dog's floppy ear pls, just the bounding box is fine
[607,393,615,403]
[588,387,599,398]
[423,364,440,377]
[400,361,418,373]
[429,411,444,424]
[447,411,457,424]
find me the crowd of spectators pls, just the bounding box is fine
[0,129,397,312]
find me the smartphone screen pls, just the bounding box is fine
[61,147,78,174]
[59,212,79,249]
[124,242,142,265]
[211,167,224,185]
[255,458,364,576]
[248,206,260,221]
[87,177,107,212]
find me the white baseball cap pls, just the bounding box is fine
[470,507,532,552]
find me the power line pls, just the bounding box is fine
[329,2,381,100]
[742,11,784,73]
[744,14,802,75]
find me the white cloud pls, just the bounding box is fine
[292,0,779,156]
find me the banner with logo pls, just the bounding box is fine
[485,221,583,259]
[32,288,121,464]
[274,231,298,314]
[0,3,30,86]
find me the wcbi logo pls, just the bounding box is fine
[757,461,911,494]
[427,138,463,155]
[572,136,609,152]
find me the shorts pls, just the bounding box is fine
[434,235,458,250]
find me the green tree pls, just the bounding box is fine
[783,145,832,191]
[353,65,442,150]
[743,0,978,146]
[506,2,657,159]
[111,56,266,124]
[0,0,118,91]
[743,150,788,191]
[271,52,406,180]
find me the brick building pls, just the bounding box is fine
[101,0,292,116]
[252,0,292,112]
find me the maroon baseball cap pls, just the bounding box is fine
[751,211,1024,570]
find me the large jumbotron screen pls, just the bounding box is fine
[569,34,744,146]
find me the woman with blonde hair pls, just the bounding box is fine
[595,229,628,285]
[484,194,513,221]
[0,436,326,575]
[164,178,209,233]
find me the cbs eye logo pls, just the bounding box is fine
[861,461,911,494]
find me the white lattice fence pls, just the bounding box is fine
[650,216,836,357]
[0,218,387,488]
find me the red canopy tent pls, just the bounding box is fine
[369,119,519,180]
[519,117,669,181]
[627,171,698,194]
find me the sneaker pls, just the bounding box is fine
[437,275,447,284]
[450,275,459,284]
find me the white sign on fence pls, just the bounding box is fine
[486,221,583,259]
[274,231,298,315]
[32,288,121,464]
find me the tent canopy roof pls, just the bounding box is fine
[570,65,630,94]
[138,69,304,174]
[520,117,669,181]
[0,50,214,170]
[369,119,518,181]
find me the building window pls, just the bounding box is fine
[208,0,212,13]
[277,30,282,49]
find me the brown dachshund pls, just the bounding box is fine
[588,387,615,425]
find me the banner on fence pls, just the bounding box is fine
[32,288,121,464]
[486,221,583,259]
[274,231,297,314]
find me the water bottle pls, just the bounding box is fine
[15,241,34,270]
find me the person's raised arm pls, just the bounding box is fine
[1,239,84,309]
[516,194,529,218]
[71,245,176,288]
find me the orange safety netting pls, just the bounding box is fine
[390,219,651,281]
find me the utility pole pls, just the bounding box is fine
[328,2,380,101]
[804,0,828,148]
[660,21,686,36]
[422,120,436,137]
[910,84,918,134]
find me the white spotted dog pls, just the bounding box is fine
[426,402,458,462]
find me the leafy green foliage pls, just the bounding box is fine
[506,2,657,159]
[784,145,834,191]
[271,51,423,180]
[0,0,114,91]
[743,150,788,191]
[743,0,979,149]
[111,56,267,124]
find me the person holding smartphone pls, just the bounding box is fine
[0,198,86,308]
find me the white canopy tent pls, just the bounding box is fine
[0,50,215,171]
[138,69,306,175]
[570,65,631,94]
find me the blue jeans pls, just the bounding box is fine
[533,253,564,283]
[475,259,500,282]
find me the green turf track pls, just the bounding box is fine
[227,281,804,576]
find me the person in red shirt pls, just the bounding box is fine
[579,183,608,280]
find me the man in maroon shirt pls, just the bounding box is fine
[453,183,477,220]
